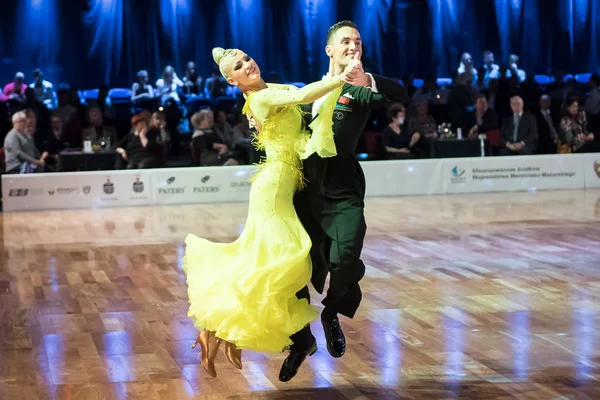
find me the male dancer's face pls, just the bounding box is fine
[326,26,363,73]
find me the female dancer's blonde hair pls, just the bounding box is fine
[212,47,238,78]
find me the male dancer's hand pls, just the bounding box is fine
[344,52,372,87]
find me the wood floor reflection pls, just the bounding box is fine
[1,189,600,399]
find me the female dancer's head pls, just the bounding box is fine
[212,47,263,93]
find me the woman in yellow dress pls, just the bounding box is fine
[183,46,353,377]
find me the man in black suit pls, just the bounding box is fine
[500,95,538,155]
[535,94,558,154]
[279,20,407,382]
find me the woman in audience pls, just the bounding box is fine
[382,104,420,159]
[155,66,182,105]
[408,99,437,139]
[150,110,170,144]
[190,109,239,166]
[182,62,203,97]
[131,70,154,102]
[457,53,477,86]
[115,111,161,169]
[558,98,595,153]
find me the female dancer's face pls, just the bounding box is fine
[224,51,261,88]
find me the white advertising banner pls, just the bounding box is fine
[2,170,153,211]
[582,154,600,189]
[2,154,596,212]
[440,155,584,194]
[362,159,445,197]
[151,165,257,205]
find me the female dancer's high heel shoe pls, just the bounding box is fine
[224,342,243,370]
[191,330,222,377]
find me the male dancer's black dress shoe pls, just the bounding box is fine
[321,313,346,358]
[278,341,317,382]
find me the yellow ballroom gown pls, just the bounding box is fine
[183,83,343,353]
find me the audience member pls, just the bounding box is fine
[205,67,229,98]
[182,61,203,97]
[500,96,538,155]
[82,106,117,149]
[447,73,474,132]
[115,111,161,169]
[466,93,498,137]
[29,69,55,107]
[535,94,558,154]
[156,66,182,104]
[457,53,478,86]
[505,54,526,82]
[131,70,154,102]
[42,113,69,155]
[558,98,595,153]
[190,109,238,166]
[382,104,420,159]
[4,111,48,173]
[1,72,27,103]
[481,51,500,89]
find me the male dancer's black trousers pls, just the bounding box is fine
[290,190,367,352]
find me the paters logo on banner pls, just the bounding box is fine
[450,166,466,184]
[194,175,220,193]
[594,161,600,178]
[82,186,91,194]
[158,176,185,195]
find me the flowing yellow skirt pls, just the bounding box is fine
[183,161,319,353]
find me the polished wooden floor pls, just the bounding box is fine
[1,189,600,399]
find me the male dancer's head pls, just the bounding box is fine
[325,20,363,76]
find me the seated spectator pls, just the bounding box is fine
[558,98,595,153]
[29,69,55,107]
[1,72,27,103]
[535,94,558,154]
[500,96,538,155]
[505,54,526,83]
[4,111,48,174]
[43,113,69,155]
[408,99,437,139]
[182,61,203,97]
[155,66,182,104]
[204,68,229,98]
[214,109,235,147]
[131,70,154,102]
[115,111,161,169]
[82,106,117,149]
[24,109,57,171]
[190,109,239,166]
[55,89,83,146]
[150,110,171,144]
[466,93,498,137]
[382,104,420,159]
[457,53,478,87]
[481,51,500,89]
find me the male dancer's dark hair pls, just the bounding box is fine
[326,20,359,44]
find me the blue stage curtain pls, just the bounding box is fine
[2,0,600,89]
[83,0,124,84]
[353,0,393,75]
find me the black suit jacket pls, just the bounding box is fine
[535,110,558,154]
[465,109,499,134]
[500,111,538,151]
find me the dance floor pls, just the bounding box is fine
[1,189,600,399]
